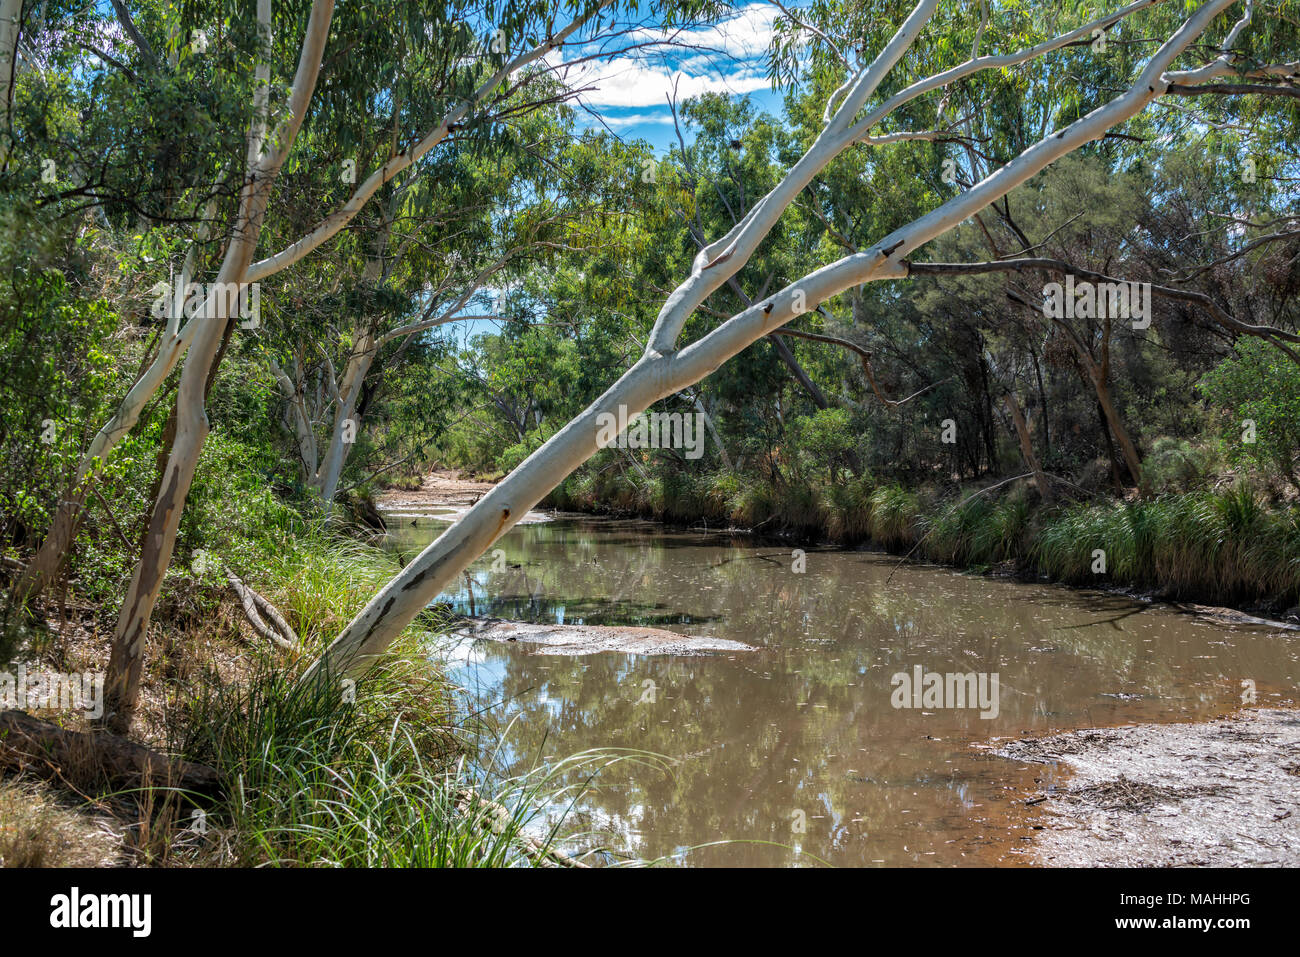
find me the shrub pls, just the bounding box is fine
[1199,338,1300,490]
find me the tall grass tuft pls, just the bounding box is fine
[825,474,875,541]
[867,484,920,550]
[1033,483,1300,605]
[551,463,1300,609]
[167,653,644,867]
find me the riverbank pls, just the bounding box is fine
[542,466,1300,621]
[0,500,594,867]
[990,709,1300,866]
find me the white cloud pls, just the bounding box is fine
[551,3,777,110]
[599,112,680,129]
[569,61,771,108]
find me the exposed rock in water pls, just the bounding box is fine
[451,617,754,656]
[986,708,1300,867]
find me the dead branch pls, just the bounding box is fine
[0,709,222,802]
[225,568,299,651]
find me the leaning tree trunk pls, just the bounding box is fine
[103,0,335,728]
[1092,379,1145,491]
[11,206,221,606]
[1003,392,1053,504]
[304,0,1235,684]
[14,0,596,603]
[104,274,249,729]
[1067,331,1145,493]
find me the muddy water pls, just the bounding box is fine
[385,510,1300,866]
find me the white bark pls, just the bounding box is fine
[307,0,1245,683]
[645,0,941,354]
[270,356,320,481]
[306,248,523,503]
[0,0,22,165]
[10,196,221,603]
[244,4,613,283]
[314,335,374,502]
[106,0,337,725]
[19,1,613,598]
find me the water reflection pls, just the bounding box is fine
[386,514,1300,866]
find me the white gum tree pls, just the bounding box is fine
[104,0,336,723]
[307,0,1298,683]
[13,0,618,607]
[272,137,616,506]
[96,0,695,724]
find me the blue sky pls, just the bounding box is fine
[89,1,786,156]
[549,2,786,156]
[90,1,792,346]
[441,2,791,349]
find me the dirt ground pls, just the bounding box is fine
[380,468,497,508]
[990,708,1300,867]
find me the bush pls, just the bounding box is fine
[169,653,633,867]
[1033,486,1300,606]
[1199,338,1300,490]
[868,484,920,550]
[1143,437,1217,494]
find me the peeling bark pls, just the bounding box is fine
[103,0,337,729]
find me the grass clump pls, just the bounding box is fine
[166,650,631,867]
[0,781,120,867]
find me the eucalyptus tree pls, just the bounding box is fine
[265,92,643,505]
[431,128,696,470]
[309,0,1300,684]
[665,93,836,445]
[59,0,727,727]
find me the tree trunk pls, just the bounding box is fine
[1068,338,1145,493]
[271,354,320,483]
[1030,345,1051,456]
[1092,378,1144,492]
[0,0,22,166]
[103,0,335,729]
[769,333,830,410]
[0,709,221,801]
[12,232,216,605]
[690,391,733,471]
[104,300,239,730]
[314,336,375,503]
[1003,392,1053,503]
[305,0,1235,683]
